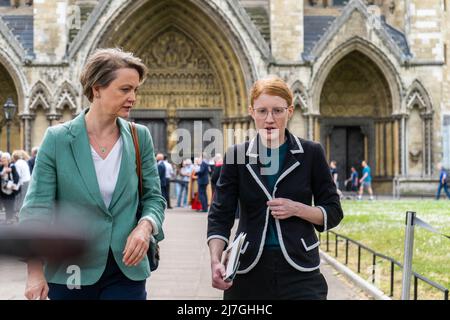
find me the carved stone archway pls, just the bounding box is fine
[0,61,21,152]
[96,0,251,154]
[319,50,399,193]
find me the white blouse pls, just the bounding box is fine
[90,136,123,208]
[90,136,159,236]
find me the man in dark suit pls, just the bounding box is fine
[195,155,210,212]
[156,153,167,207]
[28,146,38,174]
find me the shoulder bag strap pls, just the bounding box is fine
[129,122,143,198]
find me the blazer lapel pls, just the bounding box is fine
[245,136,272,200]
[245,130,305,196]
[273,131,304,189]
[108,118,135,211]
[69,110,109,215]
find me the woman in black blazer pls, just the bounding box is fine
[207,76,343,300]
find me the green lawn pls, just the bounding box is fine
[321,200,450,300]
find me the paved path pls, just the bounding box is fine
[0,208,369,300]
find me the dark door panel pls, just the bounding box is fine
[136,120,167,155]
[330,126,365,188]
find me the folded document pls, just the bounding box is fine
[221,232,247,282]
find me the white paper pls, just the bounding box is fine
[222,232,246,282]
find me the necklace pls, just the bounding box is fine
[89,133,108,154]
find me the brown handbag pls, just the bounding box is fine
[129,122,160,271]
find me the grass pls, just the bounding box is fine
[320,200,450,300]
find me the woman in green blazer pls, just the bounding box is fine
[20,48,166,300]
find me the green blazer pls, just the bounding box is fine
[19,109,166,285]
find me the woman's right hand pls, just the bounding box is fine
[25,262,49,300]
[211,261,233,291]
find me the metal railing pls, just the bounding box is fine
[319,230,449,300]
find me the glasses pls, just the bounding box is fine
[252,107,289,120]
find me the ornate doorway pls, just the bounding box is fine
[319,50,398,186]
[329,126,365,188]
[98,0,251,156]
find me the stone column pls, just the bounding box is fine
[393,118,400,176]
[399,114,408,176]
[421,112,433,176]
[270,0,303,62]
[20,114,33,153]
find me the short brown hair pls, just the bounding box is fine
[80,48,148,102]
[250,76,293,107]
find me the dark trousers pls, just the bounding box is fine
[198,183,208,212]
[224,249,328,300]
[436,182,450,199]
[2,196,17,220]
[166,182,172,208]
[161,185,169,207]
[48,250,146,300]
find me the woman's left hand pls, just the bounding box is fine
[267,198,304,220]
[123,220,153,267]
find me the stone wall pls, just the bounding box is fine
[407,0,443,62]
[270,0,303,61]
[33,0,68,62]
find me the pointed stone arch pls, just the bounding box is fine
[291,81,309,114]
[312,39,406,183]
[0,47,28,113]
[54,81,78,114]
[305,0,410,64]
[29,80,52,112]
[405,80,433,113]
[74,0,257,152]
[70,0,260,91]
[310,37,403,116]
[405,80,434,177]
[0,50,26,152]
[288,80,309,139]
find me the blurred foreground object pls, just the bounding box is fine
[0,224,88,263]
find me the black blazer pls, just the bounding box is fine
[207,130,343,273]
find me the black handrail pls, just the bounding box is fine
[319,230,449,300]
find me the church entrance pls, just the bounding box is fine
[318,50,399,193]
[97,0,251,157]
[329,126,365,189]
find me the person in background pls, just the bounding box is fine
[156,153,168,206]
[329,160,343,199]
[0,152,20,224]
[195,154,210,213]
[177,159,193,208]
[358,160,374,200]
[210,153,223,197]
[28,146,38,175]
[163,155,174,209]
[344,166,359,196]
[12,150,31,214]
[436,163,450,200]
[189,158,201,211]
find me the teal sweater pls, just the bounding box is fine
[260,142,288,248]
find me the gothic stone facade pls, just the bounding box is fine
[1,0,450,196]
